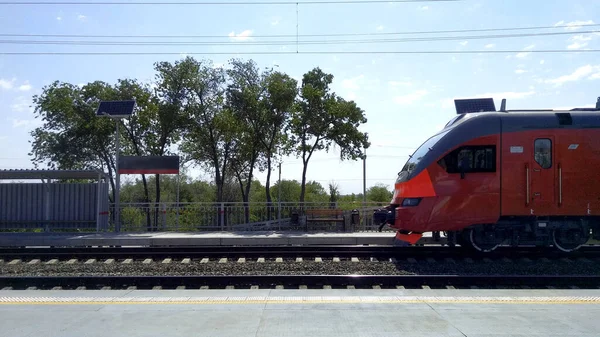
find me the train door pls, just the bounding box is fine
[529,136,556,215]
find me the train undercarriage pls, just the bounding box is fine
[376,209,600,253]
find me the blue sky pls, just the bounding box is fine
[0,0,599,195]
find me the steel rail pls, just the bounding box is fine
[1,275,600,289]
[1,246,599,260]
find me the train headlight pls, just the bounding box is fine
[401,198,422,207]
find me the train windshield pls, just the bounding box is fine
[397,130,449,182]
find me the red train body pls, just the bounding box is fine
[375,98,600,252]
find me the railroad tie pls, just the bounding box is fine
[181,258,191,264]
[27,259,40,265]
[46,259,59,265]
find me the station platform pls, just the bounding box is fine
[0,231,410,247]
[0,288,598,336]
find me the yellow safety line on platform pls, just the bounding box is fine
[1,297,600,305]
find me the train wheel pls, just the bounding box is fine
[552,223,588,253]
[467,228,501,253]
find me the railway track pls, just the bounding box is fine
[2,275,600,290]
[2,245,600,260]
[2,246,600,290]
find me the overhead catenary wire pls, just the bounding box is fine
[2,30,598,47]
[2,23,598,39]
[0,0,460,5]
[2,50,598,56]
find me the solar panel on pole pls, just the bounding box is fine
[96,100,136,233]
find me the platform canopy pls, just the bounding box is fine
[0,169,109,180]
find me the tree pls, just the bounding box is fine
[259,71,297,211]
[29,81,119,201]
[367,183,393,202]
[290,67,370,203]
[225,59,267,222]
[172,57,233,205]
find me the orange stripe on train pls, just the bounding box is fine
[394,169,436,199]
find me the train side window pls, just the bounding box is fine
[534,138,552,169]
[438,146,496,173]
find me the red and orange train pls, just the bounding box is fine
[374,97,600,252]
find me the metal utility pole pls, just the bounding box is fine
[115,121,121,232]
[95,100,136,233]
[278,161,282,224]
[363,148,367,227]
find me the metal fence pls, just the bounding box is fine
[0,183,109,232]
[111,201,392,233]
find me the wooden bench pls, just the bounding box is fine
[304,209,345,223]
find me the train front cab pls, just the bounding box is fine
[384,113,501,247]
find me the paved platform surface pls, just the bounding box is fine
[0,231,408,247]
[0,288,599,336]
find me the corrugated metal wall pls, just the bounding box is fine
[0,183,109,231]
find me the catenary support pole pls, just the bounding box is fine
[115,119,121,233]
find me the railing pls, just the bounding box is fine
[109,201,392,233]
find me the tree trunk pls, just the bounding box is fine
[265,156,273,220]
[154,174,160,231]
[141,174,152,232]
[299,161,308,205]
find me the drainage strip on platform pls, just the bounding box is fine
[1,296,599,305]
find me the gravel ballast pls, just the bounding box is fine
[2,257,600,276]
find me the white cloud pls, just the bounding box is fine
[418,5,429,10]
[545,65,600,86]
[228,30,253,41]
[11,96,33,113]
[524,44,535,50]
[393,90,428,105]
[56,16,62,21]
[271,17,280,26]
[540,59,545,65]
[485,43,495,48]
[567,34,594,50]
[459,41,468,46]
[346,92,357,101]
[341,75,364,91]
[572,34,593,42]
[376,25,384,31]
[18,81,32,92]
[568,41,588,49]
[0,78,14,90]
[515,69,527,74]
[332,55,340,63]
[388,80,412,87]
[555,20,595,31]
[515,52,529,58]
[77,14,87,22]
